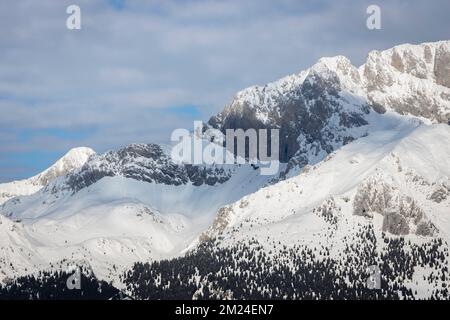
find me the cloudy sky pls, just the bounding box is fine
[0,0,449,182]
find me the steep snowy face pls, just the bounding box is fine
[363,41,450,122]
[208,41,450,174]
[0,147,95,205]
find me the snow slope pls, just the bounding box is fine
[199,118,450,298]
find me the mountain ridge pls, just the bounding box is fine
[208,40,450,178]
[0,40,449,298]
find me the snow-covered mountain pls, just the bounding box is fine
[203,120,449,243]
[208,41,450,177]
[0,143,274,284]
[0,40,449,299]
[0,147,95,205]
[123,117,450,300]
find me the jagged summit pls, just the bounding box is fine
[214,40,450,120]
[364,40,450,86]
[363,41,450,121]
[208,40,450,168]
[58,143,233,193]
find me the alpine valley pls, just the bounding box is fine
[1,40,450,300]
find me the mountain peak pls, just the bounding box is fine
[312,55,353,72]
[0,147,95,204]
[32,147,96,186]
[63,147,96,160]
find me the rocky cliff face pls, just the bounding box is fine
[59,143,232,193]
[363,41,450,122]
[208,56,371,165]
[353,176,436,236]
